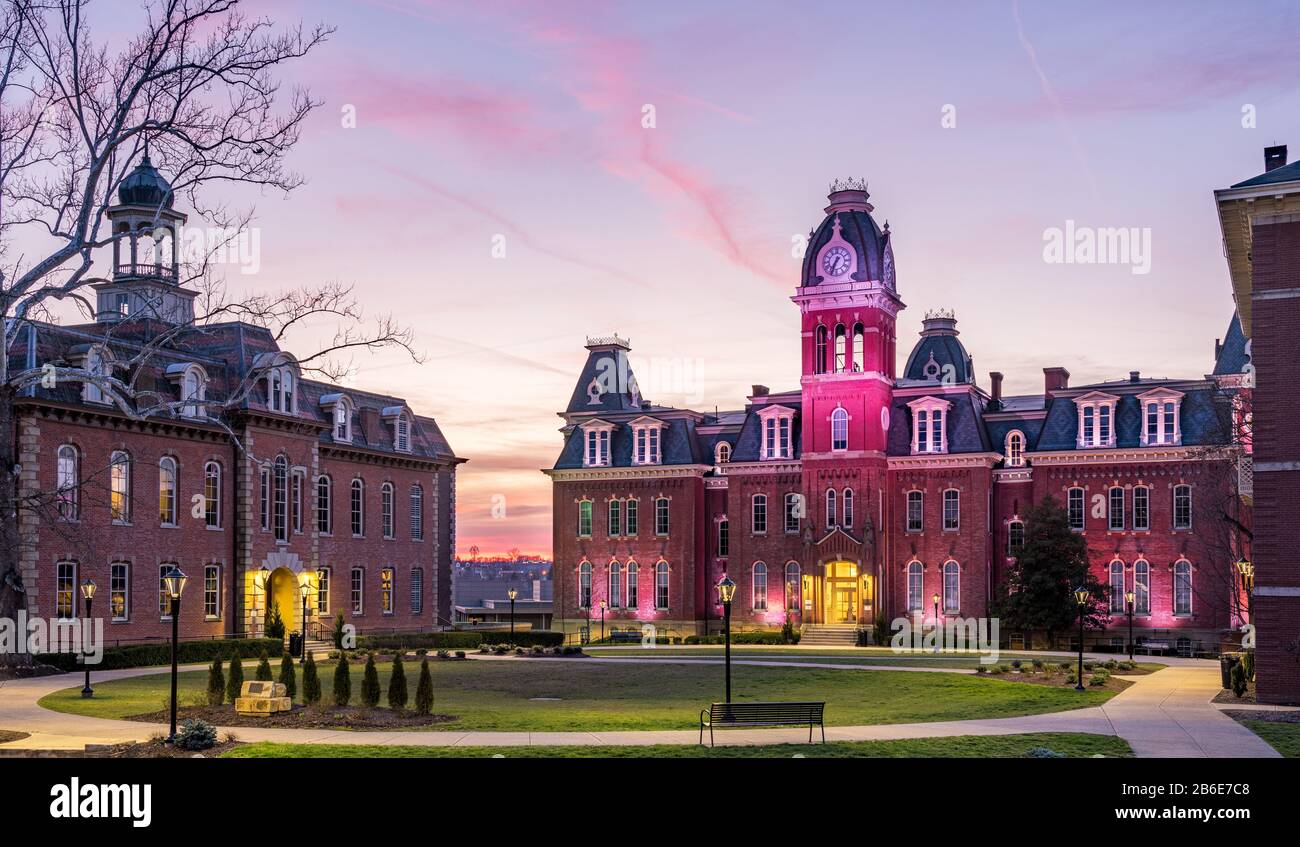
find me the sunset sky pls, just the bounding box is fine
[64,0,1300,557]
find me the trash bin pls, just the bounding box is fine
[288,631,302,657]
[1220,653,1240,689]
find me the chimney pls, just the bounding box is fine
[1043,367,1070,395]
[1129,370,1141,383]
[751,384,770,397]
[989,371,1004,410]
[358,406,382,443]
[1265,144,1288,173]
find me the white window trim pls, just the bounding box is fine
[830,406,850,452]
[756,406,796,461]
[1173,558,1194,616]
[1137,387,1184,447]
[907,396,951,455]
[580,419,615,468]
[942,488,960,532]
[1073,391,1119,449]
[1005,429,1026,467]
[906,489,924,532]
[630,416,666,466]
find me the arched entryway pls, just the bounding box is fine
[802,560,875,624]
[268,566,299,635]
[244,551,318,640]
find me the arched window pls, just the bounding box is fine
[1007,520,1025,555]
[203,461,221,528]
[381,482,395,538]
[717,519,729,557]
[907,561,924,612]
[654,496,670,536]
[752,562,768,611]
[943,489,960,531]
[579,561,592,608]
[316,475,332,535]
[1174,560,1192,615]
[752,494,767,534]
[1109,560,1126,613]
[834,324,846,372]
[655,561,670,609]
[57,444,80,520]
[83,345,110,404]
[831,407,849,451]
[943,561,960,613]
[333,399,352,443]
[1173,484,1192,529]
[577,500,593,537]
[1134,559,1150,615]
[1005,430,1025,467]
[350,478,365,536]
[110,450,131,523]
[609,561,622,609]
[180,366,206,418]
[1133,486,1150,531]
[626,560,639,608]
[158,457,178,526]
[814,325,828,374]
[715,442,731,465]
[852,322,865,372]
[842,488,854,528]
[906,490,923,532]
[273,456,288,541]
[1108,486,1125,531]
[395,414,411,452]
[410,484,423,540]
[1067,487,1085,530]
[785,562,801,611]
[784,492,801,533]
[825,488,837,528]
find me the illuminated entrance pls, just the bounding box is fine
[802,561,873,624]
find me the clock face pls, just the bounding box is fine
[822,245,851,277]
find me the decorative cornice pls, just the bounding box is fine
[544,464,711,482]
[1028,446,1213,466]
[887,452,1000,470]
[993,468,1034,482]
[722,461,803,475]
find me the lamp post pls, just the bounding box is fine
[298,579,313,663]
[162,566,188,742]
[716,575,737,704]
[258,564,271,634]
[1124,591,1135,662]
[1073,586,1090,691]
[507,588,518,637]
[79,579,97,698]
[599,599,607,643]
[1236,559,1254,625]
[932,592,941,654]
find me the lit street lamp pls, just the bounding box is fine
[1124,590,1135,662]
[298,579,314,664]
[507,588,518,637]
[716,575,737,704]
[599,599,607,643]
[258,564,272,633]
[1073,586,1090,691]
[932,592,941,654]
[163,566,188,742]
[79,579,97,698]
[1236,559,1254,624]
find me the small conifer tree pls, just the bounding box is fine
[256,648,273,681]
[360,652,381,707]
[333,654,351,706]
[302,653,322,705]
[279,653,297,700]
[415,659,434,715]
[388,653,408,711]
[226,650,244,704]
[206,657,225,707]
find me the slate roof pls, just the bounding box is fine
[801,207,891,286]
[1034,385,1227,451]
[729,404,802,462]
[1231,158,1300,188]
[1213,312,1250,376]
[564,343,645,414]
[553,417,703,470]
[887,392,989,456]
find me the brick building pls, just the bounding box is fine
[548,179,1250,651]
[1217,145,1300,703]
[13,157,462,646]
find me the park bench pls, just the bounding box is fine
[1137,640,1170,656]
[699,701,826,747]
[610,630,642,644]
[234,680,292,715]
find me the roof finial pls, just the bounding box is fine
[829,176,869,194]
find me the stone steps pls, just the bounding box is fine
[799,624,860,646]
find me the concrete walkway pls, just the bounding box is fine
[0,660,1280,757]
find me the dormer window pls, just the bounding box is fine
[166,363,208,418]
[1137,388,1183,447]
[81,344,113,405]
[268,366,295,414]
[630,417,665,465]
[907,396,950,454]
[1074,392,1118,449]
[380,406,413,453]
[757,406,795,460]
[580,420,614,467]
[1005,430,1025,467]
[319,394,354,443]
[715,442,731,465]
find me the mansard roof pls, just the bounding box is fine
[1033,383,1227,451]
[552,415,704,470]
[1213,311,1250,376]
[887,390,989,455]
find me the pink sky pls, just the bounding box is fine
[40,0,1300,557]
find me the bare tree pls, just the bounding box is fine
[0,0,419,666]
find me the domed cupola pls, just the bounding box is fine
[903,310,974,384]
[801,178,895,290]
[118,153,174,208]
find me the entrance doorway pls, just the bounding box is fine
[801,561,873,625]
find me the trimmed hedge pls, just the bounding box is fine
[684,631,799,645]
[37,637,284,672]
[355,630,565,650]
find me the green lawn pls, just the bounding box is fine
[1243,721,1300,758]
[223,732,1132,758]
[586,648,1163,672]
[41,658,1116,732]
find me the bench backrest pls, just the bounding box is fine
[709,701,824,721]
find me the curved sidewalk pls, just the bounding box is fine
[0,661,1279,757]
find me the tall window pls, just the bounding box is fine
[851,322,865,372]
[1109,560,1126,613]
[1067,487,1085,530]
[180,367,206,418]
[1005,431,1025,467]
[831,407,849,451]
[1133,486,1150,531]
[1108,487,1124,531]
[317,567,331,614]
[814,324,828,374]
[913,405,947,454]
[655,561,669,609]
[609,561,622,608]
[943,561,960,613]
[269,367,295,413]
[1134,559,1150,615]
[380,567,394,614]
[752,562,767,611]
[1174,560,1192,615]
[654,496,670,536]
[203,462,221,528]
[351,567,364,614]
[826,488,837,528]
[907,561,923,612]
[317,476,332,535]
[906,490,923,532]
[842,488,854,528]
[715,442,731,466]
[943,489,960,531]
[1144,400,1180,446]
[784,493,800,533]
[717,519,729,557]
[57,444,79,521]
[579,561,592,608]
[272,456,288,541]
[110,562,129,621]
[634,425,661,465]
[1078,401,1115,448]
[626,561,639,608]
[204,564,220,619]
[784,562,801,611]
[292,470,304,534]
[110,450,131,523]
[350,479,365,536]
[334,402,351,442]
[395,415,411,452]
[762,415,792,459]
[578,500,593,537]
[1173,484,1191,529]
[752,494,767,534]
[56,561,76,619]
[625,498,638,535]
[410,567,423,614]
[158,457,178,526]
[1007,520,1025,555]
[608,499,621,536]
[834,324,846,372]
[381,482,395,539]
[410,484,424,540]
[259,466,270,531]
[585,428,610,467]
